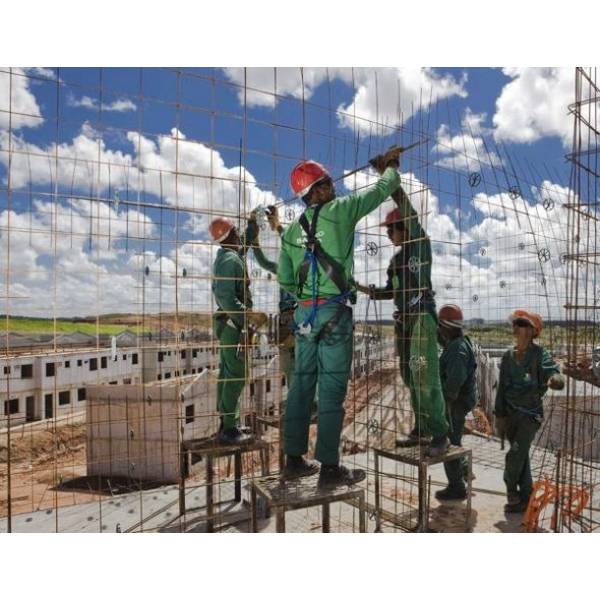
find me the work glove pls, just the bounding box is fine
[494,415,507,439]
[266,205,282,234]
[548,374,565,391]
[246,212,260,246]
[369,145,402,175]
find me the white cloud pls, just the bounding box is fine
[493,68,574,146]
[68,94,137,112]
[434,108,503,171]
[222,68,467,134]
[0,67,43,130]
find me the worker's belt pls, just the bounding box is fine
[298,297,338,306]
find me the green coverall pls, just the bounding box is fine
[369,188,449,439]
[252,244,297,387]
[439,334,477,492]
[494,344,560,503]
[212,246,252,430]
[278,166,401,465]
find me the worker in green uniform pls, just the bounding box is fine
[248,206,297,388]
[357,185,449,456]
[279,146,402,488]
[210,216,267,444]
[435,304,477,501]
[494,309,564,513]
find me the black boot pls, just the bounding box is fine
[426,435,449,457]
[281,456,320,480]
[217,426,252,445]
[503,492,526,513]
[435,486,467,501]
[396,427,431,448]
[317,464,366,489]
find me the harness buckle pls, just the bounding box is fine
[297,322,312,336]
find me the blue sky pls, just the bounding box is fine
[0,67,580,321]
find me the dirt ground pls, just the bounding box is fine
[0,423,101,518]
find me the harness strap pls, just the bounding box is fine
[297,204,350,297]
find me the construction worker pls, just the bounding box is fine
[278,146,402,488]
[210,216,267,444]
[248,206,297,388]
[357,186,449,456]
[494,309,564,513]
[435,304,477,501]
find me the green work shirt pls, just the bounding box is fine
[278,167,401,300]
[370,186,433,315]
[212,247,252,330]
[439,334,477,410]
[494,343,561,418]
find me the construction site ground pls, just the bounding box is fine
[1,434,560,533]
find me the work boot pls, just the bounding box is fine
[426,435,450,458]
[503,492,525,513]
[318,464,366,489]
[396,427,431,448]
[435,486,467,501]
[217,426,252,445]
[504,500,528,513]
[281,456,320,481]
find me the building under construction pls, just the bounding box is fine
[0,66,598,533]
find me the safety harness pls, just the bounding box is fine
[294,204,354,338]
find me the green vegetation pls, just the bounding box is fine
[2,316,144,336]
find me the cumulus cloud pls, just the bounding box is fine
[434,108,503,171]
[68,94,137,112]
[493,68,574,146]
[345,167,569,321]
[222,67,467,134]
[0,67,44,130]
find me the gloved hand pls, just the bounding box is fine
[266,205,283,234]
[369,145,402,175]
[494,415,507,439]
[246,211,260,246]
[548,374,565,391]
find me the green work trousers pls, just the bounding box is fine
[504,411,540,502]
[215,320,246,430]
[444,401,470,492]
[396,311,448,438]
[280,345,295,390]
[284,303,353,465]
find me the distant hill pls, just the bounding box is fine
[0,312,212,335]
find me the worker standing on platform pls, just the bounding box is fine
[435,304,477,501]
[357,184,449,457]
[494,309,564,513]
[278,146,402,488]
[210,217,267,444]
[248,206,297,388]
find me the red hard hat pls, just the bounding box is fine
[290,160,330,198]
[439,304,464,328]
[380,208,404,227]
[209,217,235,242]
[509,309,543,338]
